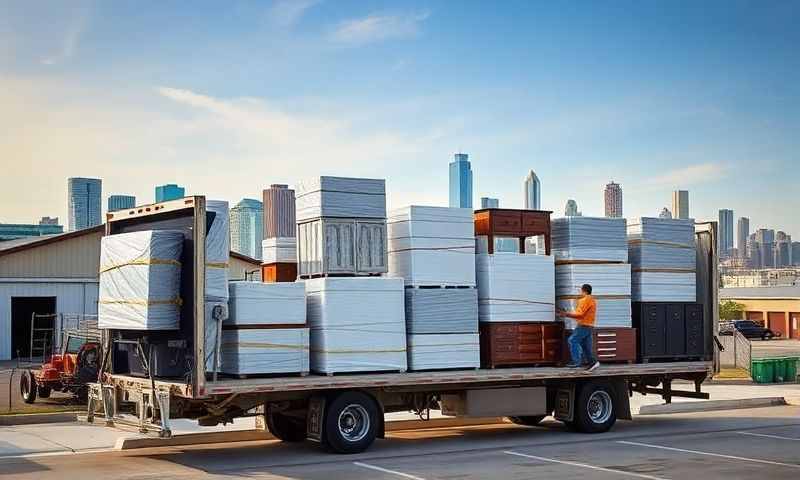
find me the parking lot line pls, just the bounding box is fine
[617,440,800,469]
[503,450,670,480]
[353,461,426,480]
[736,431,800,441]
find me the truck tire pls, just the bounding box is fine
[323,391,379,454]
[508,415,546,426]
[266,410,307,443]
[37,386,52,398]
[20,371,37,404]
[572,381,616,433]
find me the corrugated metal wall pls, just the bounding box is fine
[0,230,103,278]
[229,255,262,282]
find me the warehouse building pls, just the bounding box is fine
[0,226,261,360]
[720,286,800,339]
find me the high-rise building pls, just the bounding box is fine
[39,216,59,225]
[263,184,296,238]
[68,177,102,231]
[604,181,623,218]
[230,198,264,259]
[155,184,185,202]
[564,199,581,216]
[775,231,792,267]
[718,209,734,256]
[0,222,64,241]
[523,170,541,210]
[672,190,689,219]
[108,194,136,212]
[754,228,775,268]
[737,217,750,259]
[658,207,672,219]
[792,242,800,266]
[480,197,499,209]
[449,153,473,208]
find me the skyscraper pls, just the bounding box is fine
[67,177,102,231]
[792,242,800,266]
[604,181,623,218]
[658,207,672,219]
[672,190,689,219]
[737,217,750,259]
[449,153,473,208]
[523,170,541,210]
[39,216,59,225]
[230,198,264,259]
[775,231,792,267]
[564,199,581,216]
[718,209,734,255]
[754,228,775,268]
[480,197,499,209]
[155,184,185,202]
[108,194,136,212]
[263,184,296,238]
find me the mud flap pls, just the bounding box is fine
[610,379,632,420]
[306,396,326,443]
[554,385,575,423]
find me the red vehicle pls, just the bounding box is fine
[21,330,101,404]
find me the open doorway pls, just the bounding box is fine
[11,297,56,359]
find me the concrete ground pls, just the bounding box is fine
[0,405,798,479]
[751,338,800,358]
[0,361,81,414]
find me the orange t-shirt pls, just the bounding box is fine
[573,295,597,327]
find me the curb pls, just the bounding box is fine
[638,397,787,415]
[0,411,80,426]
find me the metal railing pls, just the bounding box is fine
[718,329,752,372]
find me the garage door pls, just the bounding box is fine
[790,313,800,339]
[746,311,764,322]
[767,312,788,339]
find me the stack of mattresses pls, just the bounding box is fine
[551,217,632,329]
[261,237,297,282]
[204,200,231,373]
[295,176,387,277]
[388,206,479,371]
[475,253,561,367]
[304,277,407,374]
[627,218,696,302]
[220,281,308,376]
[98,230,184,330]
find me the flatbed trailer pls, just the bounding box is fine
[88,197,719,454]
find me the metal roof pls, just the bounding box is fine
[720,286,800,299]
[0,225,104,257]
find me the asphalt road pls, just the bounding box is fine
[1,405,798,479]
[751,339,800,358]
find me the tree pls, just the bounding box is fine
[719,300,745,320]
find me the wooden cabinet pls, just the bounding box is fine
[480,322,563,368]
[593,328,636,363]
[632,302,706,362]
[473,209,552,255]
[262,262,298,283]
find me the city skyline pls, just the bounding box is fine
[2,2,799,235]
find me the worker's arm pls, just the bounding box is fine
[560,299,589,319]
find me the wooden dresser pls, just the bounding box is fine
[480,322,563,368]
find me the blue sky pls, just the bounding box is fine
[1,0,798,237]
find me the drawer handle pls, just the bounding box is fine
[597,333,617,338]
[597,341,617,345]
[598,354,617,358]
[597,348,617,352]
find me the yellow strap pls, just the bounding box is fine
[100,258,181,274]
[99,297,183,306]
[206,262,229,269]
[633,268,696,273]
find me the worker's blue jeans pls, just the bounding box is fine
[568,326,596,365]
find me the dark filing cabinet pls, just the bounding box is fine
[632,302,705,362]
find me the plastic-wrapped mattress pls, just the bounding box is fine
[404,288,478,334]
[551,217,628,262]
[227,281,306,325]
[476,253,555,322]
[220,328,309,375]
[406,333,480,371]
[261,237,297,264]
[295,176,386,221]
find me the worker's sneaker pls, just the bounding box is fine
[565,363,581,368]
[586,361,600,372]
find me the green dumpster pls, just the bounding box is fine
[786,357,799,382]
[751,358,774,384]
[773,357,788,383]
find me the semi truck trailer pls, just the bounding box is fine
[87,196,719,454]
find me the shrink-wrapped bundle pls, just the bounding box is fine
[555,264,631,297]
[632,272,697,302]
[551,217,628,262]
[475,253,555,322]
[406,334,480,371]
[261,237,297,264]
[627,217,696,302]
[99,230,183,330]
[304,277,407,373]
[295,176,386,221]
[205,200,230,299]
[220,328,309,375]
[227,281,306,325]
[404,288,478,334]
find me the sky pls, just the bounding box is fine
[1,0,799,238]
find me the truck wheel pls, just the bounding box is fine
[20,371,37,404]
[573,382,616,433]
[266,410,307,442]
[37,386,52,398]
[323,391,379,454]
[508,415,546,426]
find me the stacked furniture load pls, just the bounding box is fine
[204,200,231,373]
[551,217,636,363]
[261,237,297,282]
[474,209,561,368]
[297,176,406,374]
[220,281,309,376]
[387,206,479,371]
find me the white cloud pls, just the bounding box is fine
[266,0,321,27]
[330,11,430,45]
[41,4,89,65]
[645,163,727,188]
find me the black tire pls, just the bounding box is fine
[266,409,307,443]
[572,382,617,433]
[508,415,546,426]
[323,391,380,454]
[20,371,37,404]
[37,386,52,398]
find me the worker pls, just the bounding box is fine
[557,283,600,371]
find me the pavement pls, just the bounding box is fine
[751,338,800,358]
[0,360,82,415]
[0,404,798,479]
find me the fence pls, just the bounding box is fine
[719,329,752,372]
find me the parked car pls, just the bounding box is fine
[733,320,781,340]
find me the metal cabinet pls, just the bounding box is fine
[633,302,705,361]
